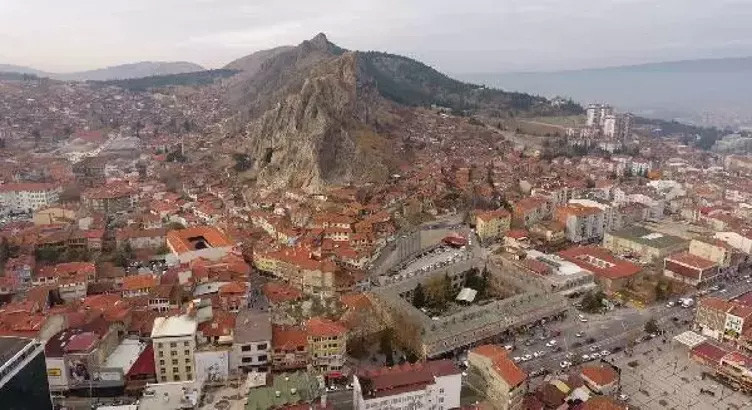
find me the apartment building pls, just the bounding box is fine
[232,309,272,374]
[475,209,511,243]
[555,204,605,243]
[558,246,641,295]
[353,360,461,410]
[689,239,745,272]
[82,184,137,214]
[0,183,62,214]
[151,315,198,383]
[304,317,347,373]
[467,345,527,410]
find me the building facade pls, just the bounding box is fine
[151,315,198,383]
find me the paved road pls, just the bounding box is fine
[515,274,752,376]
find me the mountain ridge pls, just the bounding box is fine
[221,33,580,191]
[0,61,205,81]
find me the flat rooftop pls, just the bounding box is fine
[151,315,198,339]
[609,226,687,249]
[103,339,146,374]
[0,336,32,368]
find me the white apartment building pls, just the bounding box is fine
[556,204,605,243]
[0,183,62,214]
[586,103,613,128]
[602,114,617,138]
[353,360,461,410]
[152,315,198,383]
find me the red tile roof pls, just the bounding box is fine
[272,325,307,350]
[666,252,717,270]
[581,365,618,387]
[304,317,347,338]
[690,342,728,366]
[558,246,641,280]
[166,226,233,254]
[470,344,527,387]
[126,343,155,377]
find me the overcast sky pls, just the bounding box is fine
[2,0,751,74]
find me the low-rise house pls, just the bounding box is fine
[115,227,166,250]
[558,246,641,294]
[122,274,159,299]
[580,365,619,395]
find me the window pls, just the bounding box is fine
[157,343,163,348]
[258,355,268,362]
[187,373,192,380]
[170,342,177,348]
[161,376,167,382]
[184,341,189,347]
[172,359,178,365]
[257,343,267,350]
[185,358,191,363]
[171,350,177,356]
[184,350,190,355]
[173,367,179,373]
[440,388,444,393]
[173,374,181,381]
[160,368,166,374]
[158,351,163,358]
[185,366,191,372]
[241,345,251,352]
[159,360,165,365]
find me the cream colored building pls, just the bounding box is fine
[603,226,687,263]
[689,239,736,268]
[33,206,76,226]
[475,209,511,243]
[467,345,527,410]
[152,315,198,383]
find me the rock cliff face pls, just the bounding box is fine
[227,34,394,191]
[223,33,580,191]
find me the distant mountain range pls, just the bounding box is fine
[0,61,205,81]
[458,57,752,129]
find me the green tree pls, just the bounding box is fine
[644,318,660,334]
[581,290,606,313]
[413,283,426,308]
[380,328,395,366]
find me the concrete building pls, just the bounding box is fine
[81,184,137,215]
[232,309,272,374]
[151,315,198,383]
[585,104,613,128]
[689,239,745,272]
[467,345,527,410]
[664,252,719,287]
[0,182,61,214]
[304,317,347,373]
[555,204,605,243]
[245,370,325,409]
[353,360,461,410]
[475,209,511,243]
[603,226,688,263]
[695,297,732,340]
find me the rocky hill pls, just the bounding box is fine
[221,33,580,191]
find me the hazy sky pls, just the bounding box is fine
[2,0,751,73]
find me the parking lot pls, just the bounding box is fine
[613,341,752,410]
[399,246,472,276]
